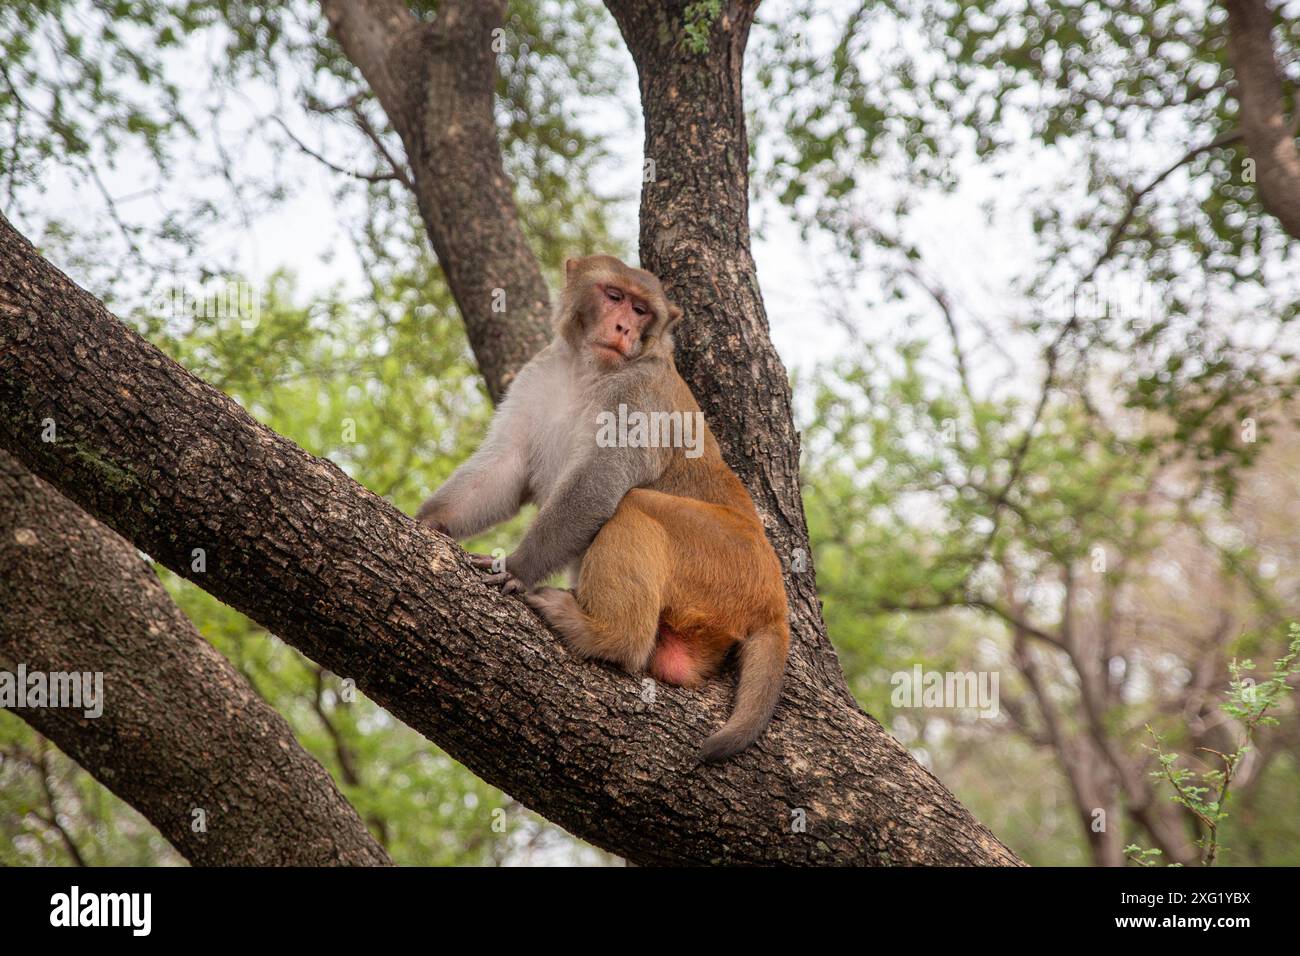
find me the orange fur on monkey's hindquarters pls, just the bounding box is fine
[573,483,791,761]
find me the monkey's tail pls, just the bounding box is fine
[697,623,788,763]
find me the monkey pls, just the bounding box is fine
[417,255,789,762]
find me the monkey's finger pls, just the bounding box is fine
[480,571,525,594]
[481,571,525,593]
[468,553,498,569]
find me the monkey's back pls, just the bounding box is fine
[644,367,766,521]
[633,368,790,650]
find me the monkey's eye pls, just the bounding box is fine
[632,304,647,316]
[605,287,623,302]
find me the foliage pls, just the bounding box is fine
[0,0,629,297]
[683,0,723,53]
[1129,624,1300,866]
[802,332,1300,865]
[751,0,1300,499]
[761,0,1300,862]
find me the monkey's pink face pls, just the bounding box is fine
[589,283,653,366]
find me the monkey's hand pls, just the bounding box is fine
[468,553,527,595]
[415,500,451,536]
[422,518,452,536]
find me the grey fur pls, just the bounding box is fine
[419,334,677,588]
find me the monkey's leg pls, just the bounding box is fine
[524,588,656,672]
[525,499,668,673]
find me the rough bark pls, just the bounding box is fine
[1224,0,1300,241]
[0,450,390,866]
[320,0,552,400]
[0,213,1020,865]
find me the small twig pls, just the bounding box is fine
[312,667,361,787]
[347,102,414,192]
[273,115,407,187]
[1082,128,1244,286]
[875,594,1064,648]
[35,741,87,867]
[304,90,368,117]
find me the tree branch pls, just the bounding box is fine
[1223,0,1300,240]
[1085,128,1245,283]
[320,0,551,398]
[273,115,410,188]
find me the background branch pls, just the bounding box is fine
[0,449,391,866]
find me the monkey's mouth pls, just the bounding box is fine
[593,343,628,361]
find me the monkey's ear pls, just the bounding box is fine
[565,257,581,281]
[665,302,684,334]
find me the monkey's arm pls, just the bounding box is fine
[416,425,529,539]
[503,450,658,589]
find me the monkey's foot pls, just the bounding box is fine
[522,587,576,620]
[523,588,653,674]
[523,588,592,652]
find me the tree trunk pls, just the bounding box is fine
[1224,0,1300,241]
[321,0,552,400]
[0,450,390,866]
[0,213,1021,865]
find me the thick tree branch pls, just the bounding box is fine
[1224,0,1300,240]
[0,214,1020,865]
[0,450,390,866]
[320,0,551,399]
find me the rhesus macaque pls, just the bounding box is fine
[417,255,789,761]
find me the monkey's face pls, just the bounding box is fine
[587,282,654,367]
[558,255,683,363]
